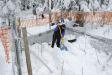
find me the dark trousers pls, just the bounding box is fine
[51,34,61,48]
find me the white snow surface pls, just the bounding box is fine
[0,39,13,75]
[86,25,112,39]
[1,0,112,75]
[26,24,112,75]
[27,24,56,36]
[26,23,112,75]
[0,22,112,75]
[29,35,112,75]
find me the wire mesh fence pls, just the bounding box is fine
[0,26,12,63]
[0,26,14,75]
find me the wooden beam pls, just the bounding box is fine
[22,27,32,75]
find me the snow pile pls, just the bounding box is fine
[27,24,50,36]
[27,24,56,36]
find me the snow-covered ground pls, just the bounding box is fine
[27,24,56,36]
[29,35,112,75]
[86,25,112,39]
[0,0,112,75]
[0,21,112,75]
[0,39,13,75]
[70,23,112,40]
[26,24,112,75]
[1,17,112,75]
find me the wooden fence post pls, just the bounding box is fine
[22,27,32,75]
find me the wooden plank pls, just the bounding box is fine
[22,27,32,75]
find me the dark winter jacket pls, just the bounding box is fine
[53,24,66,38]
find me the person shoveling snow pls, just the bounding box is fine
[51,21,67,50]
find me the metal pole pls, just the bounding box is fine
[12,17,22,75]
[10,17,16,75]
[15,39,22,75]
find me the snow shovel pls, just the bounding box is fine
[60,38,68,51]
